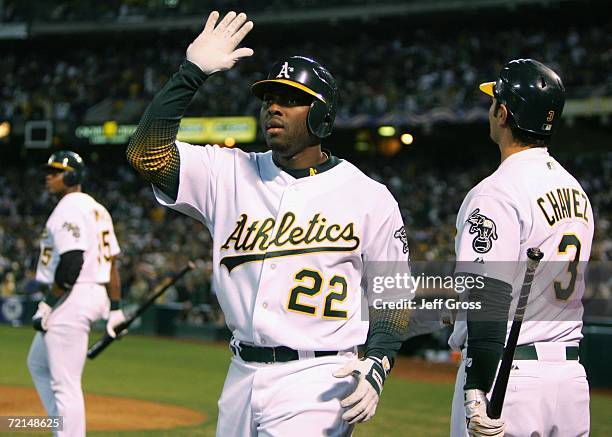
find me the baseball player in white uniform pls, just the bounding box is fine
[449,59,594,436]
[127,11,411,436]
[27,151,126,437]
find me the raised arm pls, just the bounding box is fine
[126,11,254,201]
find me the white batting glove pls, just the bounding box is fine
[186,11,254,75]
[32,301,52,332]
[465,389,506,437]
[333,356,391,424]
[106,309,127,338]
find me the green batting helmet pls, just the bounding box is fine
[479,59,565,136]
[45,150,85,186]
[251,56,338,139]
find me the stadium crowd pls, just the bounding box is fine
[2,0,381,22]
[1,1,610,323]
[1,152,610,309]
[1,17,610,126]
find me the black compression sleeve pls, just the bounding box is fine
[126,60,209,200]
[462,275,512,391]
[364,307,410,367]
[55,250,84,291]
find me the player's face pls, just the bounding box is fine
[260,87,317,157]
[45,168,67,195]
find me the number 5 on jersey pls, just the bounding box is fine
[287,268,348,319]
[97,230,111,264]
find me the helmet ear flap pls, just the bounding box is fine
[62,170,78,186]
[307,100,333,138]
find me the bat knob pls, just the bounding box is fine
[527,247,544,261]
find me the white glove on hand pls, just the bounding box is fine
[186,10,254,75]
[106,309,127,338]
[32,301,52,332]
[333,356,390,424]
[465,389,506,437]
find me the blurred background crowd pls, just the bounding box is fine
[1,0,610,323]
[1,152,610,312]
[2,1,611,125]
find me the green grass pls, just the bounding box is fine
[1,325,611,436]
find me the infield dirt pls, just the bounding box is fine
[0,385,206,431]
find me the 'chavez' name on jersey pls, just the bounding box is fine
[537,186,589,226]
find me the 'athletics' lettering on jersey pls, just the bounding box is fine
[220,212,359,272]
[536,187,589,226]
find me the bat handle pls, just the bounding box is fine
[488,247,543,419]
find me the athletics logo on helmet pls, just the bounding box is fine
[44,150,85,186]
[251,56,338,138]
[479,58,565,136]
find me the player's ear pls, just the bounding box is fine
[497,103,509,126]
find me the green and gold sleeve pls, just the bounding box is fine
[126,60,208,200]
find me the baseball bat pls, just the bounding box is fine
[487,247,543,419]
[87,261,195,359]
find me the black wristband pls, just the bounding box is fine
[45,293,61,307]
[110,300,121,311]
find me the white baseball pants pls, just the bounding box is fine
[450,343,590,437]
[27,283,109,437]
[216,351,358,436]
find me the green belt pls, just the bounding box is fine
[511,345,579,361]
[234,344,339,363]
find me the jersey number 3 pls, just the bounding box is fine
[554,233,582,300]
[287,269,348,319]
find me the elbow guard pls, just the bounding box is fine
[55,250,84,291]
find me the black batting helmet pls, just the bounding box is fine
[479,59,565,136]
[251,56,338,139]
[44,150,85,186]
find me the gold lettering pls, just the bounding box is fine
[581,193,588,222]
[242,221,260,251]
[326,224,342,241]
[562,188,572,218]
[557,189,569,219]
[221,214,248,250]
[273,213,296,247]
[537,197,556,226]
[289,226,305,245]
[221,212,361,255]
[254,218,276,250]
[547,192,562,222]
[572,189,582,219]
[311,217,328,242]
[304,214,321,244]
[341,223,356,241]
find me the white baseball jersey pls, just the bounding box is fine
[36,192,120,285]
[450,148,594,348]
[154,142,409,351]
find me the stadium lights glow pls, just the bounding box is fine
[224,137,236,147]
[0,121,10,139]
[378,126,396,137]
[355,141,369,152]
[400,133,414,145]
[103,121,118,137]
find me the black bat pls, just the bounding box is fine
[87,261,195,359]
[488,247,544,419]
